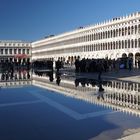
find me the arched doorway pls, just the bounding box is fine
[77,55,80,60]
[122,53,127,58]
[71,56,74,64]
[135,53,140,68]
[128,53,133,58]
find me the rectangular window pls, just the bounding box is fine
[23,49,25,54]
[5,49,8,54]
[9,49,12,54]
[18,49,21,54]
[14,49,17,54]
[27,49,30,54]
[1,49,3,54]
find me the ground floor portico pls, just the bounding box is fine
[32,48,140,68]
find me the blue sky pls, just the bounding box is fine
[0,0,140,42]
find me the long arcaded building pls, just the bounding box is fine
[32,12,140,67]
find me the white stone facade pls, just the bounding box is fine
[0,40,31,62]
[31,12,140,67]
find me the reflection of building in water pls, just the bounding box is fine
[0,81,32,88]
[105,80,140,93]
[0,70,31,81]
[32,74,140,116]
[32,12,140,68]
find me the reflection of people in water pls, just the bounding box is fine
[56,72,61,85]
[75,79,79,87]
[48,71,54,82]
[97,91,104,100]
[97,80,104,100]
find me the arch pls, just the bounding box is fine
[108,42,110,50]
[131,26,134,34]
[128,27,130,35]
[119,28,121,36]
[125,40,127,48]
[105,31,108,39]
[131,39,134,48]
[135,39,137,48]
[122,40,124,49]
[101,32,103,39]
[116,41,118,49]
[122,53,127,58]
[105,43,107,50]
[77,55,80,59]
[125,27,127,35]
[138,38,140,48]
[113,42,115,49]
[119,41,121,49]
[135,25,138,34]
[128,40,130,48]
[122,28,124,36]
[135,53,140,60]
[108,31,110,38]
[111,30,113,38]
[101,43,103,50]
[103,32,105,39]
[71,56,74,63]
[110,42,113,50]
[113,29,115,37]
[139,24,140,34]
[128,53,133,58]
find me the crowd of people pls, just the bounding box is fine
[32,59,64,73]
[75,57,133,73]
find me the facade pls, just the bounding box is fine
[32,12,140,67]
[0,40,31,63]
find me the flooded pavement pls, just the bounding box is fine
[0,70,140,139]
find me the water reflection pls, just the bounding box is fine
[34,70,61,86]
[33,71,140,116]
[56,72,61,85]
[0,69,31,87]
[1,69,31,81]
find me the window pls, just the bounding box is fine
[5,49,8,54]
[23,49,25,54]
[131,26,134,34]
[1,49,3,54]
[27,49,30,54]
[18,49,21,54]
[135,39,137,48]
[131,40,134,48]
[139,39,140,47]
[135,25,138,34]
[9,49,12,54]
[128,40,130,48]
[138,25,140,34]
[128,27,130,35]
[14,49,17,54]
